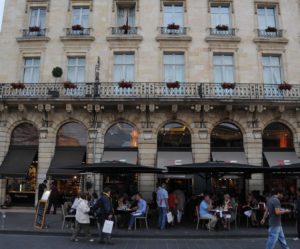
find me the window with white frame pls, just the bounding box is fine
[213,54,235,83]
[211,4,231,28]
[163,3,184,27]
[67,57,86,83]
[163,53,185,82]
[262,55,282,84]
[23,57,40,83]
[72,7,90,28]
[117,6,135,26]
[29,8,46,28]
[113,53,135,82]
[257,6,277,29]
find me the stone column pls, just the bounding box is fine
[0,123,8,204]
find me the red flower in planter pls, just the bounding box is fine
[167,23,180,30]
[278,82,292,90]
[63,82,77,89]
[118,81,133,88]
[221,82,236,89]
[29,26,41,32]
[72,24,83,31]
[216,25,229,31]
[166,81,180,89]
[11,83,25,89]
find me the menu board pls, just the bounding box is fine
[34,200,47,229]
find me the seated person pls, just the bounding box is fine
[242,193,259,226]
[199,194,218,231]
[1,194,12,209]
[222,194,234,228]
[128,193,147,230]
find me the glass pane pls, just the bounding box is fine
[57,122,87,146]
[68,58,76,66]
[173,12,183,26]
[214,66,223,83]
[220,13,230,26]
[23,68,32,83]
[164,65,174,82]
[175,65,184,82]
[117,8,126,25]
[67,67,76,82]
[164,54,173,64]
[272,67,281,84]
[224,67,234,82]
[125,65,134,81]
[32,68,40,83]
[25,58,33,66]
[211,13,219,27]
[114,54,123,64]
[125,54,134,64]
[258,13,266,29]
[77,67,85,82]
[213,55,222,65]
[174,54,184,64]
[11,123,39,146]
[33,58,40,66]
[270,56,280,66]
[263,123,293,149]
[78,58,86,66]
[263,67,272,84]
[223,55,233,65]
[113,65,123,82]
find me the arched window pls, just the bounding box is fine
[157,122,191,149]
[211,122,243,149]
[263,122,293,149]
[104,123,139,149]
[56,122,87,146]
[11,123,39,146]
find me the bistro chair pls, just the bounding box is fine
[195,206,212,230]
[61,204,75,230]
[134,206,149,230]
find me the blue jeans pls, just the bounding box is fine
[128,213,144,229]
[266,226,290,249]
[158,207,167,230]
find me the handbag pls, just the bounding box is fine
[102,220,114,234]
[167,212,173,223]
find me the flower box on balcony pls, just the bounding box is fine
[63,82,77,89]
[29,26,41,32]
[167,23,180,30]
[118,81,133,88]
[166,81,180,89]
[11,83,25,89]
[278,82,292,90]
[216,25,229,31]
[72,24,83,31]
[265,26,277,32]
[221,83,236,89]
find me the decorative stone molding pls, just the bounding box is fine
[278,105,285,113]
[198,128,209,139]
[226,105,232,112]
[117,104,124,113]
[106,35,143,49]
[204,105,211,112]
[252,129,262,139]
[25,0,50,13]
[68,0,93,11]
[160,0,187,12]
[205,35,241,44]
[66,104,73,113]
[39,127,48,139]
[113,0,139,12]
[149,104,156,112]
[18,104,26,112]
[171,104,178,113]
[156,35,192,49]
[0,104,8,112]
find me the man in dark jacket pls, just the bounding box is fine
[294,188,300,241]
[94,187,113,244]
[46,181,59,214]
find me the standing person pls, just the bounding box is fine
[168,191,177,225]
[127,193,147,230]
[174,189,185,223]
[199,194,218,231]
[46,181,59,214]
[293,188,300,241]
[156,183,168,230]
[71,193,94,242]
[261,189,291,249]
[38,180,47,201]
[94,187,114,245]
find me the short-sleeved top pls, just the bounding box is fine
[156,187,168,208]
[199,200,209,217]
[267,195,281,227]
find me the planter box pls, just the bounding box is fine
[166,82,180,89]
[118,81,133,88]
[278,83,292,90]
[11,83,25,89]
[64,82,77,89]
[29,26,41,32]
[167,23,180,30]
[265,27,277,32]
[221,83,236,89]
[216,25,229,31]
[72,24,83,31]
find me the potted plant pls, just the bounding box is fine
[11,82,25,89]
[63,81,77,89]
[166,81,180,89]
[221,82,236,89]
[265,26,277,32]
[216,25,229,31]
[118,80,133,88]
[278,82,292,90]
[167,23,180,30]
[72,24,83,31]
[29,26,40,32]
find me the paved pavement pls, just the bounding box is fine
[0,234,299,249]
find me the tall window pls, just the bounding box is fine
[262,55,282,84]
[163,3,184,26]
[257,6,277,29]
[213,54,234,83]
[23,57,40,83]
[117,6,135,26]
[72,7,90,28]
[113,53,135,82]
[29,8,46,28]
[67,57,86,83]
[211,4,231,27]
[263,122,293,149]
[164,53,185,82]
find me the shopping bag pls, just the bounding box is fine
[102,220,114,234]
[244,210,252,218]
[177,210,182,223]
[167,212,173,223]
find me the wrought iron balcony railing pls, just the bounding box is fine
[160,27,187,35]
[22,28,47,37]
[257,29,283,38]
[1,82,300,102]
[209,28,236,36]
[65,28,92,36]
[111,26,138,35]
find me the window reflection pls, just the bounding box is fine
[57,122,87,146]
[263,123,293,149]
[11,123,39,146]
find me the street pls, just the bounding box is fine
[0,234,299,249]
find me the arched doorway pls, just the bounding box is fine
[157,122,193,195]
[263,122,299,193]
[0,123,39,206]
[210,122,246,197]
[47,122,87,200]
[103,122,139,195]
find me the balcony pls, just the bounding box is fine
[254,29,288,45]
[160,27,187,35]
[65,27,92,36]
[205,28,241,43]
[111,26,138,35]
[156,26,192,45]
[16,28,50,43]
[209,28,236,37]
[60,27,95,43]
[1,82,300,103]
[257,29,283,38]
[22,28,47,37]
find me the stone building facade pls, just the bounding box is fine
[0,0,300,205]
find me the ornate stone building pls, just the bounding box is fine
[0,0,300,205]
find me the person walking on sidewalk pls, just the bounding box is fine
[293,188,300,241]
[156,183,169,230]
[261,189,291,249]
[71,193,94,242]
[46,181,59,214]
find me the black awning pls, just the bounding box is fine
[47,147,86,178]
[0,146,38,177]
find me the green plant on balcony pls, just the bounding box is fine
[166,81,180,89]
[11,82,25,89]
[221,82,236,89]
[29,26,41,32]
[265,26,277,32]
[216,25,229,31]
[63,81,77,89]
[72,24,83,31]
[167,23,180,30]
[278,82,292,90]
[118,81,133,88]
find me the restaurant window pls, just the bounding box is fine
[67,57,86,83]
[163,3,184,27]
[262,55,282,84]
[23,57,40,83]
[29,8,46,28]
[213,53,234,83]
[113,53,135,82]
[72,7,90,28]
[57,122,87,147]
[163,52,185,83]
[211,4,231,28]
[263,122,293,149]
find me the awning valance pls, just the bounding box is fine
[102,151,138,164]
[157,151,193,169]
[212,151,247,164]
[264,151,300,167]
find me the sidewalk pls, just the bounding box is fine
[0,209,298,239]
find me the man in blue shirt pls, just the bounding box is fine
[128,193,147,230]
[199,194,217,231]
[156,183,169,230]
